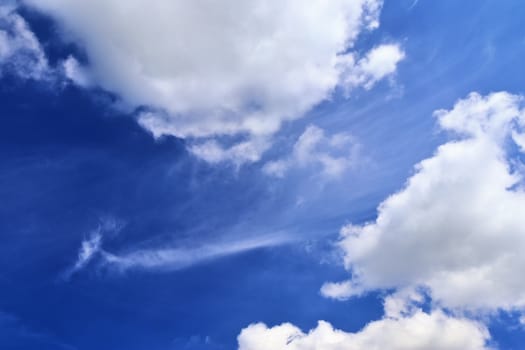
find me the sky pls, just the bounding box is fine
[1,0,525,349]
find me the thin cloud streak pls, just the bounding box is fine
[100,233,293,272]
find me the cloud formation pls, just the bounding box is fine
[263,125,359,178]
[22,0,403,141]
[67,219,290,274]
[63,218,124,279]
[188,136,270,167]
[340,43,405,92]
[238,310,490,350]
[0,4,49,79]
[101,233,291,272]
[322,92,525,312]
[61,55,92,87]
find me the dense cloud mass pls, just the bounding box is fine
[22,0,403,139]
[322,92,525,312]
[238,310,490,350]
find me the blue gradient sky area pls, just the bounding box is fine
[1,1,525,349]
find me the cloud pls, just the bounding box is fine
[238,309,490,350]
[340,44,405,92]
[188,136,270,167]
[66,220,290,274]
[22,0,403,143]
[72,232,102,271]
[63,218,124,279]
[263,125,360,178]
[0,4,49,79]
[320,279,366,300]
[61,55,92,87]
[408,0,420,10]
[0,4,89,85]
[322,92,525,312]
[101,233,291,272]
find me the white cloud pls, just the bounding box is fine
[320,279,366,300]
[63,217,124,279]
[188,136,270,167]
[101,233,291,272]
[341,44,405,92]
[263,125,359,178]
[22,0,403,144]
[61,55,92,87]
[0,4,49,79]
[0,4,83,84]
[73,232,102,271]
[238,310,490,350]
[67,220,291,274]
[323,92,525,312]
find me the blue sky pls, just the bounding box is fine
[1,0,525,349]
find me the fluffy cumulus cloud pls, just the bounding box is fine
[238,310,490,350]
[322,92,525,313]
[21,0,403,144]
[263,125,359,178]
[0,3,49,79]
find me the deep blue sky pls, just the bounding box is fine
[2,1,525,349]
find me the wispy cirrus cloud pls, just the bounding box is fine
[66,220,292,275]
[63,217,124,279]
[101,233,291,272]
